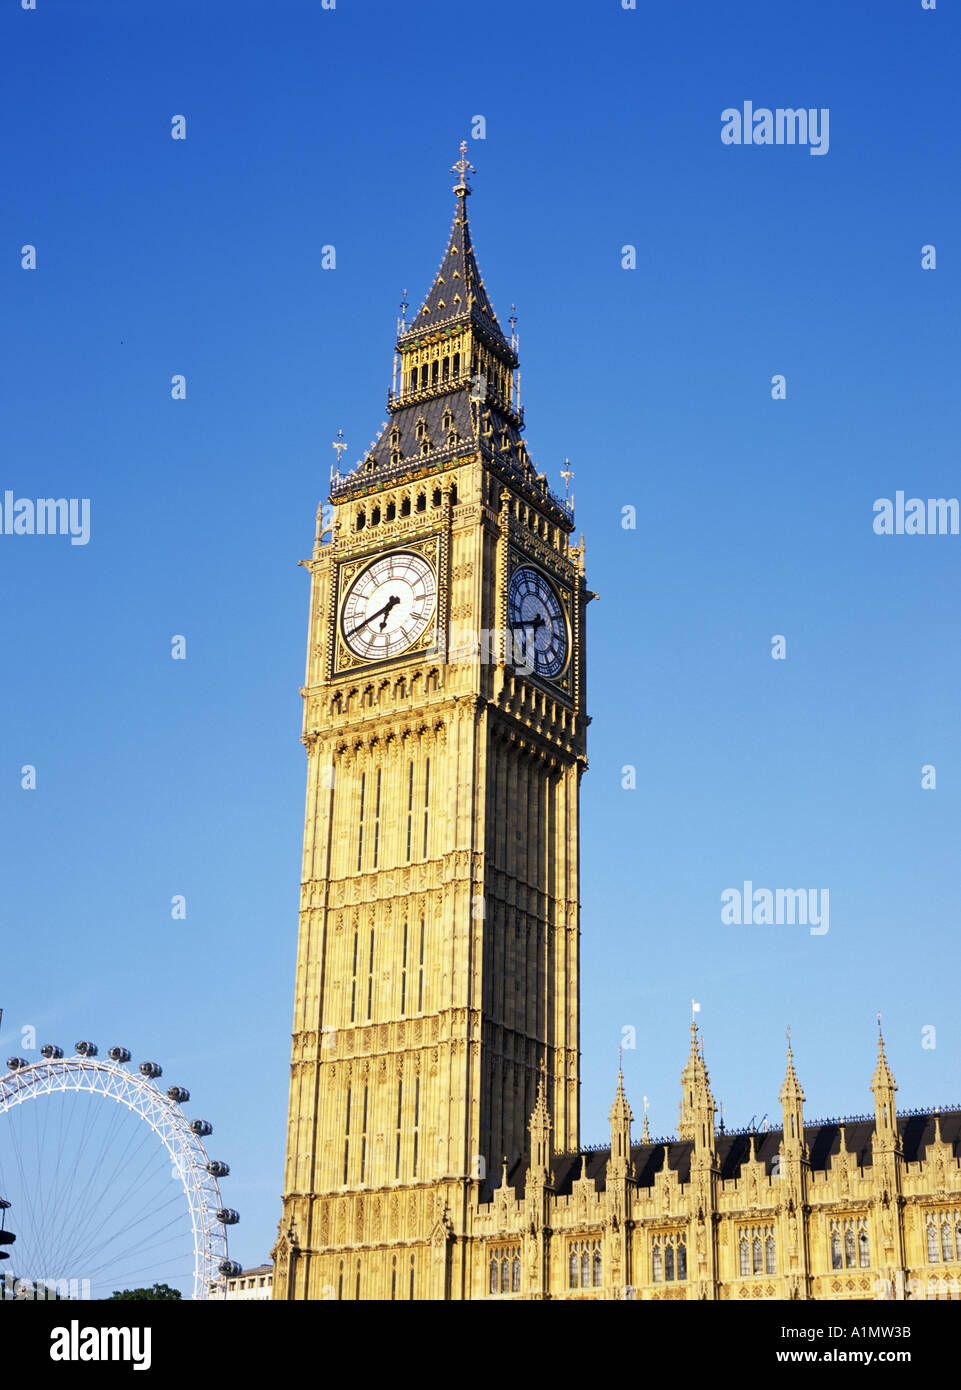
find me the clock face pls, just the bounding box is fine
[507,566,568,679]
[341,551,437,661]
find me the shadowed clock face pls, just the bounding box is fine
[341,551,436,660]
[507,566,568,678]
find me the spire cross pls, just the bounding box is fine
[451,140,475,194]
[331,429,348,465]
[399,288,408,332]
[560,459,574,503]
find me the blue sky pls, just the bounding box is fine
[1,0,958,1279]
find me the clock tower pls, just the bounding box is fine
[273,145,592,1300]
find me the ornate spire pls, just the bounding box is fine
[399,144,513,355]
[678,1021,716,1152]
[871,1016,898,1096]
[779,1027,805,1106]
[779,1028,807,1159]
[607,1059,634,1179]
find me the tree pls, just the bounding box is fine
[108,1283,182,1301]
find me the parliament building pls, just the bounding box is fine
[271,146,961,1301]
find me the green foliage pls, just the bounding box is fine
[108,1282,182,1301]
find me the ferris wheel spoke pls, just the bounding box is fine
[0,1054,235,1299]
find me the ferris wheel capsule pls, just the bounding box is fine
[6,1058,28,1071]
[139,1062,162,1080]
[215,1209,239,1225]
[75,1041,98,1057]
[40,1045,64,1059]
[206,1160,230,1178]
[190,1119,213,1137]
[108,1047,131,1064]
[218,1259,242,1277]
[166,1085,190,1104]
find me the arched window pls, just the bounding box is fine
[739,1239,750,1277]
[416,493,426,512]
[831,1231,842,1270]
[410,1255,415,1301]
[500,1258,509,1293]
[371,506,380,526]
[391,1257,397,1301]
[432,487,442,507]
[431,360,439,385]
[410,366,418,391]
[580,1250,590,1286]
[676,1239,686,1281]
[765,1235,776,1274]
[356,510,365,531]
[442,356,450,381]
[569,1251,578,1288]
[512,1257,521,1292]
[844,1229,856,1269]
[452,352,460,377]
[652,1242,662,1283]
[338,1261,343,1301]
[927,1223,939,1263]
[489,1259,497,1295]
[400,496,411,517]
[942,1223,954,1263]
[752,1236,763,1274]
[664,1243,674,1281]
[592,1249,602,1286]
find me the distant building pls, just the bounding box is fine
[211,1264,272,1300]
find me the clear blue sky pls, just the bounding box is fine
[1,0,959,1276]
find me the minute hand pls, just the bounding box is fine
[345,595,400,638]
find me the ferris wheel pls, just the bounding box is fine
[0,1041,240,1301]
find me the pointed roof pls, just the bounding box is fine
[871,1021,898,1095]
[779,1036,805,1105]
[400,143,514,358]
[608,1064,633,1126]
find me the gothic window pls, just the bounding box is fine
[432,487,442,507]
[338,1262,343,1301]
[371,506,380,526]
[405,761,414,860]
[359,1083,368,1181]
[488,1245,522,1296]
[664,1244,674,1281]
[410,366,418,391]
[415,418,426,441]
[653,1241,663,1283]
[409,1255,415,1301]
[416,492,426,512]
[568,1239,602,1290]
[386,501,395,521]
[431,360,439,385]
[355,1261,361,1301]
[928,1222,941,1263]
[343,1087,351,1185]
[453,352,460,377]
[412,1076,420,1178]
[400,920,408,1015]
[423,757,430,856]
[394,1079,402,1178]
[442,356,450,382]
[372,768,382,869]
[401,496,411,517]
[844,1229,856,1269]
[417,916,425,1012]
[831,1231,843,1270]
[391,1257,397,1301]
[356,510,365,531]
[450,484,458,506]
[366,928,374,1020]
[442,408,452,431]
[356,771,366,872]
[740,1225,775,1279]
[390,427,399,448]
[349,926,359,1023]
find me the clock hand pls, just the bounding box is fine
[345,595,401,639]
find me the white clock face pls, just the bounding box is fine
[507,566,568,679]
[341,551,437,661]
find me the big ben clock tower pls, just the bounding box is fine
[273,145,592,1300]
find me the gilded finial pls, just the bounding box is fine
[451,140,475,196]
